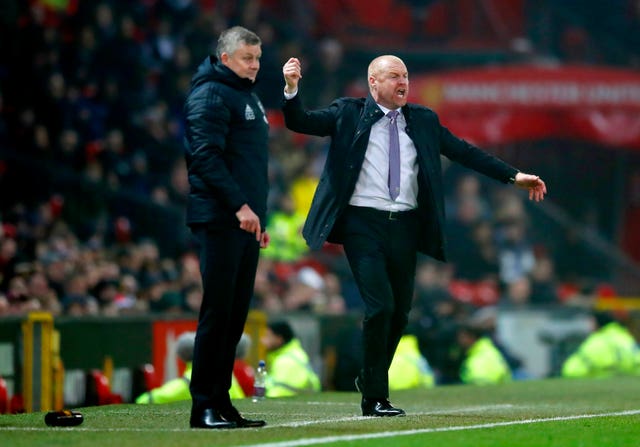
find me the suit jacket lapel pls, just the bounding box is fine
[352,94,384,147]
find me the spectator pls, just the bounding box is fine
[252,258,283,312]
[468,306,530,380]
[0,293,9,316]
[529,250,559,305]
[6,275,40,315]
[61,272,99,316]
[262,320,321,397]
[412,259,467,384]
[27,270,62,315]
[262,192,307,263]
[500,276,533,307]
[136,332,252,404]
[181,283,202,314]
[388,332,435,390]
[136,331,195,404]
[495,216,536,286]
[457,322,513,385]
[282,266,325,312]
[562,311,640,378]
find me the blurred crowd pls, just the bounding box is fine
[0,0,633,321]
[0,0,640,387]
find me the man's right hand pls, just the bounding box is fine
[283,57,302,94]
[236,203,261,242]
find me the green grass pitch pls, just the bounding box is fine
[1,377,639,447]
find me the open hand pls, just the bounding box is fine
[514,172,547,202]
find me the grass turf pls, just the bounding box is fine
[1,376,638,447]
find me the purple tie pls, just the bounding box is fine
[387,110,400,201]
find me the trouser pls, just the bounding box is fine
[189,225,260,416]
[342,206,419,399]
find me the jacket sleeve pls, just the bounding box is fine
[437,121,518,184]
[282,95,338,137]
[185,85,248,212]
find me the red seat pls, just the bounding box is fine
[0,376,8,414]
[141,363,158,391]
[233,360,255,397]
[85,370,122,406]
[9,394,24,414]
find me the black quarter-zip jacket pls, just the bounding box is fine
[184,56,269,229]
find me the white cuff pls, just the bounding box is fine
[284,88,298,100]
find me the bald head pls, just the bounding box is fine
[368,55,405,79]
[367,55,409,109]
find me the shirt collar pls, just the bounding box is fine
[377,103,402,118]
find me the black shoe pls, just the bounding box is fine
[361,398,406,417]
[190,408,237,429]
[219,406,266,428]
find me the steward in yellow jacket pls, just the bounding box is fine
[136,332,247,404]
[388,334,435,390]
[562,313,640,378]
[135,363,246,403]
[263,321,321,397]
[457,324,512,385]
[262,194,308,262]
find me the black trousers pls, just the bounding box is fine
[189,225,260,417]
[342,206,419,399]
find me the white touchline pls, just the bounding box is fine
[0,405,518,432]
[1,408,638,438]
[238,409,640,447]
[269,404,517,428]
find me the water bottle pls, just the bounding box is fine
[252,360,267,402]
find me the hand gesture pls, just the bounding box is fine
[514,172,547,202]
[283,57,302,94]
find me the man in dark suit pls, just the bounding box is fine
[183,26,270,429]
[281,55,546,417]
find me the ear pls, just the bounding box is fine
[368,75,376,90]
[220,52,229,64]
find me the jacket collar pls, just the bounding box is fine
[190,55,256,92]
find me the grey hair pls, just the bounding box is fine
[216,26,261,58]
[176,331,196,362]
[235,333,252,359]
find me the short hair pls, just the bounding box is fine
[176,331,196,362]
[268,320,294,344]
[593,311,615,328]
[215,26,261,59]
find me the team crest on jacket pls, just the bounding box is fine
[244,104,255,120]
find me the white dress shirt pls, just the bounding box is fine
[284,89,419,211]
[349,104,418,211]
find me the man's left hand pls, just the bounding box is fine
[514,172,547,202]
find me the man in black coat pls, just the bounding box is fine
[282,55,546,416]
[183,26,269,429]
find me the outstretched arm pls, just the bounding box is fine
[513,172,547,202]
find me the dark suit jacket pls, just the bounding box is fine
[282,94,518,261]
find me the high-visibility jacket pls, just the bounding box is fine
[562,322,640,378]
[266,338,321,397]
[136,363,245,404]
[389,335,435,390]
[460,337,512,385]
[262,211,308,262]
